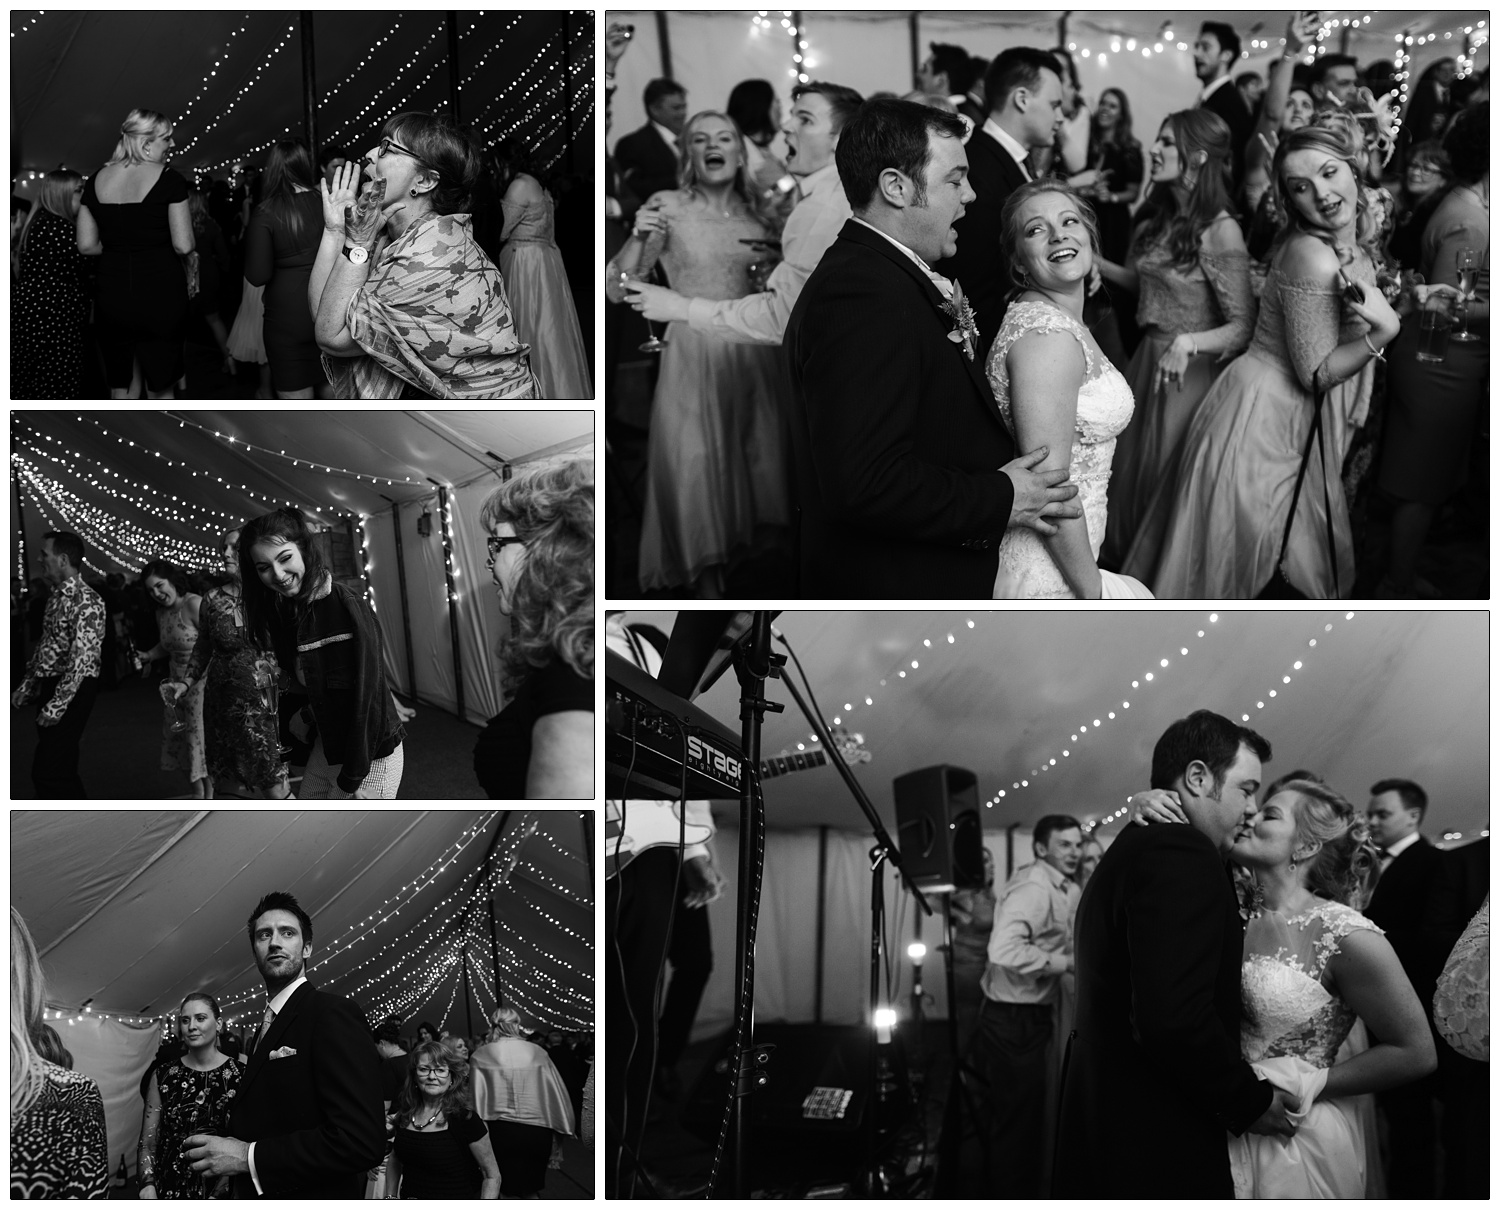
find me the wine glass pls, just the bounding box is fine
[1450,247,1480,342]
[253,659,292,756]
[620,266,669,353]
[159,680,188,733]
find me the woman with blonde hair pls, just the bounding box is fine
[472,460,594,798]
[470,1007,575,1198]
[76,107,195,398]
[608,109,792,594]
[10,907,110,1198]
[13,169,88,397]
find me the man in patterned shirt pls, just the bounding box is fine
[11,531,105,797]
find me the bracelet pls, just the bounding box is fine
[1362,333,1386,362]
[1188,335,1198,356]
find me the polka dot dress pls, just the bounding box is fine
[12,210,88,398]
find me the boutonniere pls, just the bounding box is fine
[941,280,979,361]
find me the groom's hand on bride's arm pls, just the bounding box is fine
[1245,1088,1298,1138]
[1001,445,1081,537]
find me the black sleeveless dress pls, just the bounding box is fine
[83,166,190,392]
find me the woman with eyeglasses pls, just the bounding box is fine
[385,1040,501,1199]
[308,112,540,399]
[472,461,594,799]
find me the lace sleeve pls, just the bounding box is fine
[1197,248,1256,357]
[138,1071,162,1187]
[1310,902,1384,983]
[1434,896,1489,1062]
[180,591,221,687]
[1277,278,1342,392]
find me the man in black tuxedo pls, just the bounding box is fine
[785,98,1080,598]
[614,78,688,203]
[917,41,981,126]
[1193,22,1255,189]
[1364,778,1446,1198]
[1055,710,1294,1198]
[933,47,1063,358]
[184,892,385,1198]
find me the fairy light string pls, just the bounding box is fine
[168,414,418,487]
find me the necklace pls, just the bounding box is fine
[412,1104,445,1130]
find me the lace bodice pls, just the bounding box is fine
[1240,900,1383,1068]
[987,300,1135,598]
[605,191,773,302]
[1249,250,1376,392]
[501,192,556,245]
[1133,237,1255,348]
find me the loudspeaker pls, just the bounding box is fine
[892,765,984,892]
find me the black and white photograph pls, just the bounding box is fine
[10,410,594,799]
[12,10,593,400]
[604,10,1488,599]
[605,608,1487,1199]
[11,809,595,1199]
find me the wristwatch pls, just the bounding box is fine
[342,244,370,265]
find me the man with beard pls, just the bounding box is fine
[183,892,384,1197]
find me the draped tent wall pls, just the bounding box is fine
[11,411,593,728]
[13,809,594,1178]
[607,9,1489,177]
[618,610,1488,1043]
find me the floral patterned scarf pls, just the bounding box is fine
[324,212,540,399]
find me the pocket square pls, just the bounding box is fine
[269,1046,298,1060]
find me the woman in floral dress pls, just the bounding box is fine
[137,560,207,796]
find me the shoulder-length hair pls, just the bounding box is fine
[394,1040,474,1127]
[381,111,484,215]
[18,170,83,259]
[1136,109,1236,270]
[257,139,317,244]
[1088,88,1136,155]
[1270,123,1379,263]
[999,178,1101,291]
[140,558,191,598]
[237,508,329,650]
[676,110,777,227]
[11,908,47,1117]
[479,460,593,687]
[106,108,173,167]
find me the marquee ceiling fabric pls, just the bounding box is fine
[13,809,595,1033]
[12,10,595,189]
[629,609,1490,845]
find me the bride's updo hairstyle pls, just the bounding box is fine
[999,178,1100,292]
[1281,778,1382,909]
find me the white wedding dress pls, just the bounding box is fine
[1228,901,1383,1198]
[986,300,1148,598]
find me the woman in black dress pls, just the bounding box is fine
[75,107,194,398]
[244,140,326,399]
[137,992,243,1199]
[13,170,88,398]
[1083,89,1145,266]
[387,1040,501,1199]
[472,460,593,798]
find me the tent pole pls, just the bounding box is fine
[908,13,920,90]
[446,12,462,121]
[655,10,673,78]
[461,947,475,1037]
[438,486,465,721]
[390,506,417,698]
[483,811,509,1008]
[580,811,594,902]
[1058,10,1070,48]
[300,14,319,167]
[561,12,575,173]
[14,476,32,601]
[814,825,828,1024]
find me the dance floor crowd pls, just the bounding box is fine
[12,108,591,400]
[605,16,1488,599]
[11,461,594,799]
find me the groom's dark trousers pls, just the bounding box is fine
[785,220,1016,598]
[1054,823,1272,1197]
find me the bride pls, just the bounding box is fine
[1135,779,1436,1196]
[986,180,1150,598]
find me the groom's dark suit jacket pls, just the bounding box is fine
[227,981,385,1199]
[785,219,1017,598]
[1054,823,1272,1198]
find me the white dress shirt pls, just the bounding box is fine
[247,974,307,1194]
[850,216,954,300]
[1380,830,1421,871]
[983,117,1034,181]
[686,161,852,344]
[1198,73,1235,106]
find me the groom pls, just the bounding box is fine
[1055,710,1296,1198]
[785,98,1079,598]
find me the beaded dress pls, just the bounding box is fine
[986,300,1135,598]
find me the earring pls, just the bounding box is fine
[1289,857,1298,872]
[410,188,418,197]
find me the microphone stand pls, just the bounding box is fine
[776,671,931,1197]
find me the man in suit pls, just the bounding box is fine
[1055,710,1294,1197]
[934,47,1064,357]
[614,78,688,203]
[1309,54,1361,113]
[184,891,385,1198]
[1364,778,1446,1198]
[785,98,1080,598]
[918,42,983,128]
[1193,22,1255,189]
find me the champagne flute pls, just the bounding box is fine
[620,267,669,353]
[160,680,188,733]
[1450,247,1479,342]
[254,660,292,756]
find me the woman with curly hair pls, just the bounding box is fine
[1132,780,1436,1196]
[310,112,539,399]
[470,1007,575,1197]
[608,110,792,594]
[237,507,405,797]
[1123,123,1402,598]
[386,1039,500,1199]
[472,460,593,798]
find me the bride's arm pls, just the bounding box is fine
[1320,929,1437,1099]
[1007,329,1102,599]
